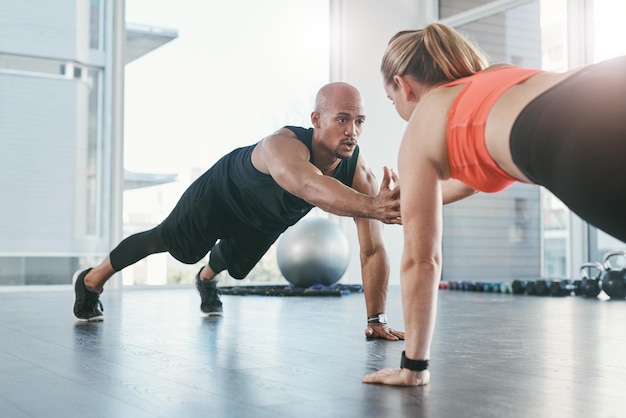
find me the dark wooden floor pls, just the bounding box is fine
[1,284,625,418]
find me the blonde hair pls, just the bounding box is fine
[381,22,488,87]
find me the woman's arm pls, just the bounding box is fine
[441,178,477,204]
[363,125,443,386]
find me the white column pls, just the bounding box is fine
[107,0,125,289]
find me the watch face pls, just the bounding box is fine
[368,313,388,324]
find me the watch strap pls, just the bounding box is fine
[367,313,387,324]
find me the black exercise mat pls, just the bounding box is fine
[218,283,363,297]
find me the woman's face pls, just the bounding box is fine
[384,81,412,122]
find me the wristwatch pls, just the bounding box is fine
[367,313,388,324]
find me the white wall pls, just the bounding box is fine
[0,1,84,60]
[331,1,436,285]
[0,74,82,253]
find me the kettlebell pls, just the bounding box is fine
[579,262,603,298]
[601,251,626,300]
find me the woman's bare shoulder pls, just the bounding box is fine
[484,63,515,71]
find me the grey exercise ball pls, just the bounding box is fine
[276,217,350,287]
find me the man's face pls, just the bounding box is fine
[314,96,365,160]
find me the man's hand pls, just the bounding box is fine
[373,167,401,224]
[364,323,405,341]
[362,368,430,386]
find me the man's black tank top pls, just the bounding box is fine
[217,125,360,232]
[175,125,360,236]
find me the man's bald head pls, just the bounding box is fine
[314,82,364,113]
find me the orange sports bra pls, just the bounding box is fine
[444,66,543,193]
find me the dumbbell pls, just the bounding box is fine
[490,282,502,293]
[534,279,551,296]
[479,282,490,292]
[460,281,476,291]
[549,279,576,297]
[514,279,553,296]
[511,279,527,295]
[572,279,584,296]
[500,282,512,294]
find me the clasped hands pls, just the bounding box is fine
[374,167,401,225]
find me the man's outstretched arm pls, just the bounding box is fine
[253,129,401,224]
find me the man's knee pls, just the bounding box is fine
[208,243,256,280]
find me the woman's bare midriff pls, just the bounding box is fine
[485,67,584,183]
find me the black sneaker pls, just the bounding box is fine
[73,268,104,321]
[195,267,223,316]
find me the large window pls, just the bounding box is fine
[123,0,330,286]
[441,0,625,279]
[440,0,500,19]
[89,0,101,50]
[587,0,626,263]
[86,69,102,236]
[0,53,68,77]
[440,0,563,282]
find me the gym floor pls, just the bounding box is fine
[0,284,625,418]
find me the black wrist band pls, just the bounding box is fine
[400,351,429,371]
